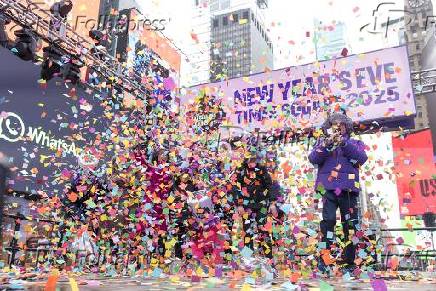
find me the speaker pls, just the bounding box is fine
[423,212,435,228]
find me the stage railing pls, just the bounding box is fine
[2,205,436,273]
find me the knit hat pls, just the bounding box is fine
[322,112,354,134]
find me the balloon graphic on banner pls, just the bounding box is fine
[0,112,25,142]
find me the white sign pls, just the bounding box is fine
[183,46,416,132]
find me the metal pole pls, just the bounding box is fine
[0,161,8,244]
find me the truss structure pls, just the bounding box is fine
[0,0,149,99]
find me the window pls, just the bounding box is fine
[233,13,239,23]
[418,111,423,118]
[223,16,228,26]
[411,25,417,34]
[213,19,219,28]
[243,11,249,20]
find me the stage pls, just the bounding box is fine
[2,272,436,291]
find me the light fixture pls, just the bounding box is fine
[89,30,108,59]
[41,45,83,84]
[50,0,73,19]
[60,55,83,85]
[11,28,38,61]
[40,45,63,81]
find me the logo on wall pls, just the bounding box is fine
[0,112,25,142]
[0,111,80,157]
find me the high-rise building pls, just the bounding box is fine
[314,20,348,61]
[404,0,434,130]
[189,0,212,85]
[97,0,141,56]
[209,0,273,82]
[189,0,273,84]
[421,27,436,153]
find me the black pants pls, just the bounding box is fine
[174,224,186,259]
[243,208,273,259]
[320,190,359,265]
[213,204,235,261]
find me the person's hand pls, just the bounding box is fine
[331,133,341,146]
[332,132,346,147]
[322,135,334,148]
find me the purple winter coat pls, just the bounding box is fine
[308,138,368,193]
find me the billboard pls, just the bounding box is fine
[393,129,436,216]
[0,47,116,196]
[183,46,416,132]
[140,28,181,74]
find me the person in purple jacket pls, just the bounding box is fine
[308,112,368,273]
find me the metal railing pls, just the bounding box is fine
[2,207,436,273]
[411,68,436,95]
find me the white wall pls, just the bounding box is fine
[278,132,401,229]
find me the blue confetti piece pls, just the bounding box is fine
[152,267,162,278]
[244,276,256,285]
[280,203,292,214]
[281,282,298,290]
[241,246,254,258]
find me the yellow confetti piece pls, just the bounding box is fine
[239,19,248,25]
[69,277,79,291]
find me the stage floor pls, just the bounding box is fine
[4,275,436,291]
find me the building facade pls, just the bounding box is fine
[421,33,436,153]
[189,0,273,84]
[314,20,348,61]
[190,0,213,85]
[97,0,141,57]
[404,0,434,130]
[210,1,273,82]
